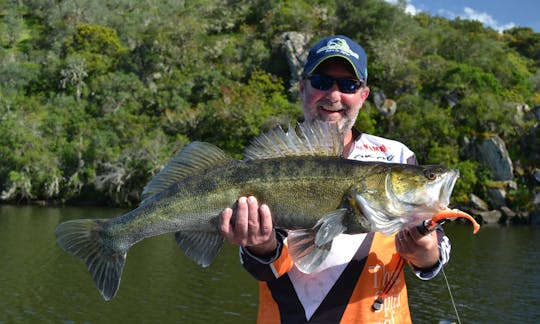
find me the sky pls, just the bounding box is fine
[386,0,540,33]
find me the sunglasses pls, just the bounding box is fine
[307,74,363,94]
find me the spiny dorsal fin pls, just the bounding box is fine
[243,120,344,161]
[141,142,232,203]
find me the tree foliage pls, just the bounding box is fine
[0,0,539,209]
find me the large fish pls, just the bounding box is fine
[55,121,460,301]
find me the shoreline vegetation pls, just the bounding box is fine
[1,1,539,225]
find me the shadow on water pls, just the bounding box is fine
[1,205,539,323]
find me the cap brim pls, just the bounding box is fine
[306,54,363,81]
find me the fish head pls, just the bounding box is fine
[354,164,460,234]
[388,164,459,211]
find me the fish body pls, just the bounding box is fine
[55,121,459,300]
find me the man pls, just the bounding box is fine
[220,35,451,323]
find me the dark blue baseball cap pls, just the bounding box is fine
[303,35,368,83]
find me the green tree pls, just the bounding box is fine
[1,0,538,210]
[504,27,540,68]
[386,94,459,166]
[62,24,127,76]
[190,70,300,157]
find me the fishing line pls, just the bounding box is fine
[441,266,462,324]
[371,256,405,312]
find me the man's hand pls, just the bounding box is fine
[395,225,440,270]
[219,196,277,257]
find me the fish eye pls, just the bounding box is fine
[424,169,437,180]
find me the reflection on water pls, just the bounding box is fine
[1,205,539,323]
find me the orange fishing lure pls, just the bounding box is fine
[427,209,480,234]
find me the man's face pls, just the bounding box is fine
[300,58,370,135]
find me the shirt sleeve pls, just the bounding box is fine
[239,229,294,281]
[410,226,451,280]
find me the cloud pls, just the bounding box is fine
[384,0,419,15]
[385,1,516,33]
[461,7,516,32]
[404,3,418,15]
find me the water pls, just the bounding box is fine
[0,205,257,323]
[1,205,539,323]
[406,223,540,323]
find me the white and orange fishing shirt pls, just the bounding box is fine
[240,129,452,324]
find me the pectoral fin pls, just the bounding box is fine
[288,209,348,273]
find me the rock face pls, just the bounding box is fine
[475,209,503,224]
[472,135,514,181]
[456,104,539,226]
[280,32,311,89]
[487,186,508,210]
[469,193,489,211]
[373,90,397,116]
[468,134,518,213]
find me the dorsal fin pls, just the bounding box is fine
[243,120,344,161]
[141,142,232,203]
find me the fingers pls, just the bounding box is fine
[396,225,438,256]
[219,196,274,247]
[247,196,260,236]
[396,226,421,253]
[219,207,234,242]
[258,204,273,237]
[395,229,408,253]
[397,223,435,243]
[235,196,250,241]
[408,224,429,241]
[396,225,440,269]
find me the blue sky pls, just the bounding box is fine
[387,0,540,32]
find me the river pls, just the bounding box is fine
[1,205,539,323]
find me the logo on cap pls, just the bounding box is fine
[316,38,359,59]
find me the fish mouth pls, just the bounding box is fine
[438,169,460,209]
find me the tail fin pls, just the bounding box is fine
[55,219,126,301]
